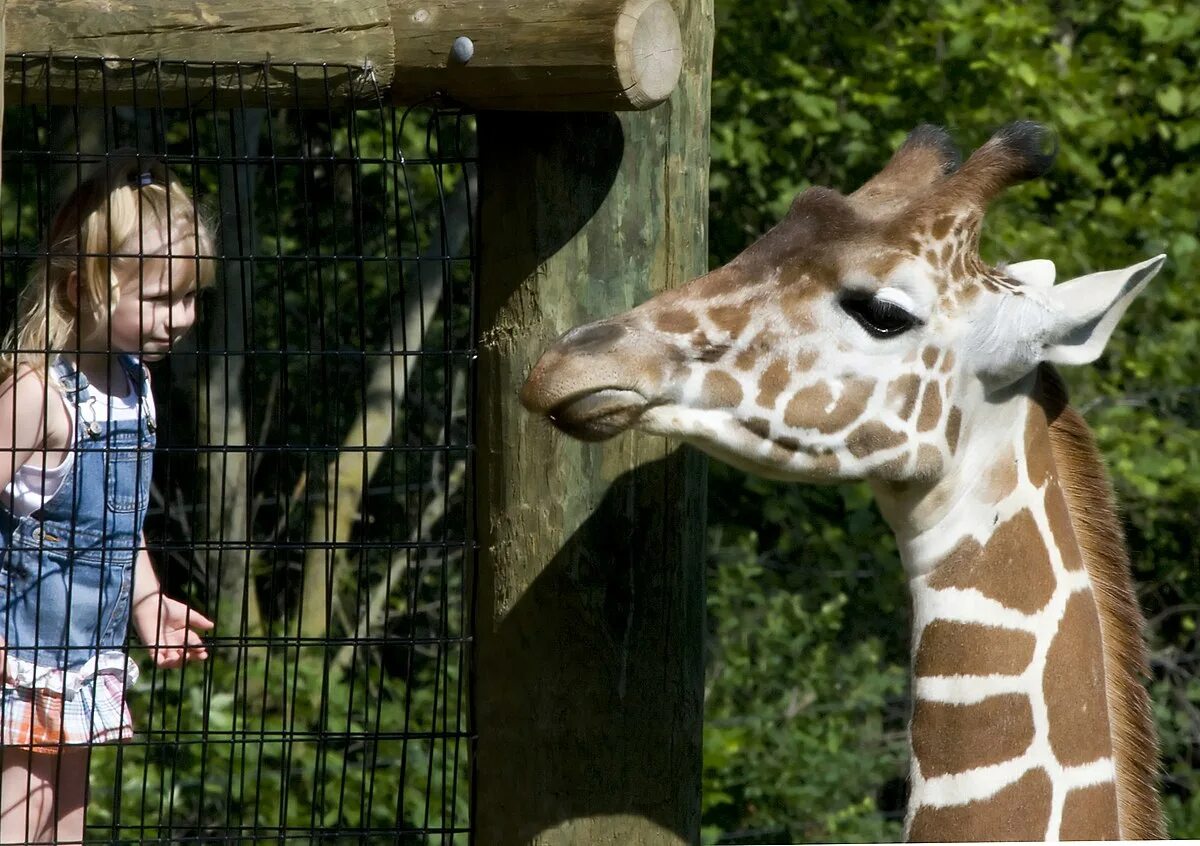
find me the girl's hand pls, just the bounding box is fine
[131,593,215,669]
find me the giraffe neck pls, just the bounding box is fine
[874,376,1121,840]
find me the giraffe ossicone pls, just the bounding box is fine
[520,121,1166,841]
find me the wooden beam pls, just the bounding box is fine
[473,0,712,840]
[391,0,682,110]
[3,0,682,110]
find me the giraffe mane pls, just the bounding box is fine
[1035,364,1165,839]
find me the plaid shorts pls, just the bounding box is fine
[0,671,134,750]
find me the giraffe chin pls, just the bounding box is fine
[546,389,648,442]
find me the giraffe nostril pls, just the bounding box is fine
[560,321,628,355]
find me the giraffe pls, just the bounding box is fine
[518,121,1167,840]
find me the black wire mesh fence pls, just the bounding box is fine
[0,56,475,843]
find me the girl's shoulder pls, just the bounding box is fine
[0,365,72,451]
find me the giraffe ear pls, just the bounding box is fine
[1004,259,1056,288]
[1040,254,1166,366]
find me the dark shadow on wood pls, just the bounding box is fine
[478,111,624,285]
[475,449,706,842]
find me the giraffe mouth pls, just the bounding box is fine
[546,389,649,442]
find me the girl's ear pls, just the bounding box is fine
[65,270,80,307]
[67,269,121,323]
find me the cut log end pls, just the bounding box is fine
[615,0,683,109]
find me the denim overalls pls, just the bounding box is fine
[0,355,153,687]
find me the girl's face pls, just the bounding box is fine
[83,229,200,361]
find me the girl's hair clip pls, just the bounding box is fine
[131,170,154,187]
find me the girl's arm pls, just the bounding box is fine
[132,535,215,667]
[0,370,50,493]
[131,542,162,607]
[0,369,54,672]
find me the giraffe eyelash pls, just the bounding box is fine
[840,293,922,338]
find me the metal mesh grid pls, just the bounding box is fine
[0,56,475,843]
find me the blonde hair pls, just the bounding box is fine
[0,153,216,383]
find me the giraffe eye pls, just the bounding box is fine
[840,293,919,338]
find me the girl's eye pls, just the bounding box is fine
[840,294,919,338]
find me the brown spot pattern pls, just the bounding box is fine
[1044,485,1083,571]
[922,346,940,369]
[915,620,1036,678]
[779,289,819,332]
[1044,591,1113,767]
[756,360,790,409]
[1025,407,1054,486]
[932,213,956,241]
[767,444,795,464]
[946,406,963,454]
[917,382,943,432]
[1059,782,1120,840]
[701,371,743,409]
[708,305,750,337]
[808,452,842,474]
[783,382,832,429]
[908,768,1052,841]
[888,374,921,420]
[784,380,875,434]
[691,333,725,363]
[985,446,1018,502]
[912,694,1035,778]
[939,349,956,373]
[915,444,944,478]
[874,454,908,478]
[846,421,906,458]
[655,310,698,334]
[733,331,787,371]
[927,509,1056,614]
[743,417,771,440]
[775,434,801,452]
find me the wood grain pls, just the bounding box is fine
[4,0,682,109]
[473,0,712,839]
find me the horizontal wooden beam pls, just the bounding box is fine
[4,0,683,111]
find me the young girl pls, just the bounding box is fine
[0,156,217,843]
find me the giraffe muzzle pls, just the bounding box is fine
[544,388,649,442]
[521,318,666,441]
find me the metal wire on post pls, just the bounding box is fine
[0,55,475,844]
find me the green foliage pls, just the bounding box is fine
[705,0,1200,839]
[86,642,469,843]
[703,551,906,843]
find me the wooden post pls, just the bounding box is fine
[4,0,682,110]
[0,0,5,187]
[474,0,713,841]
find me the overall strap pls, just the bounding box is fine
[50,356,100,438]
[117,353,147,400]
[117,353,156,433]
[49,356,92,405]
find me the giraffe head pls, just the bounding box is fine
[521,122,1164,486]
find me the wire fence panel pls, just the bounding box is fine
[0,57,475,844]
